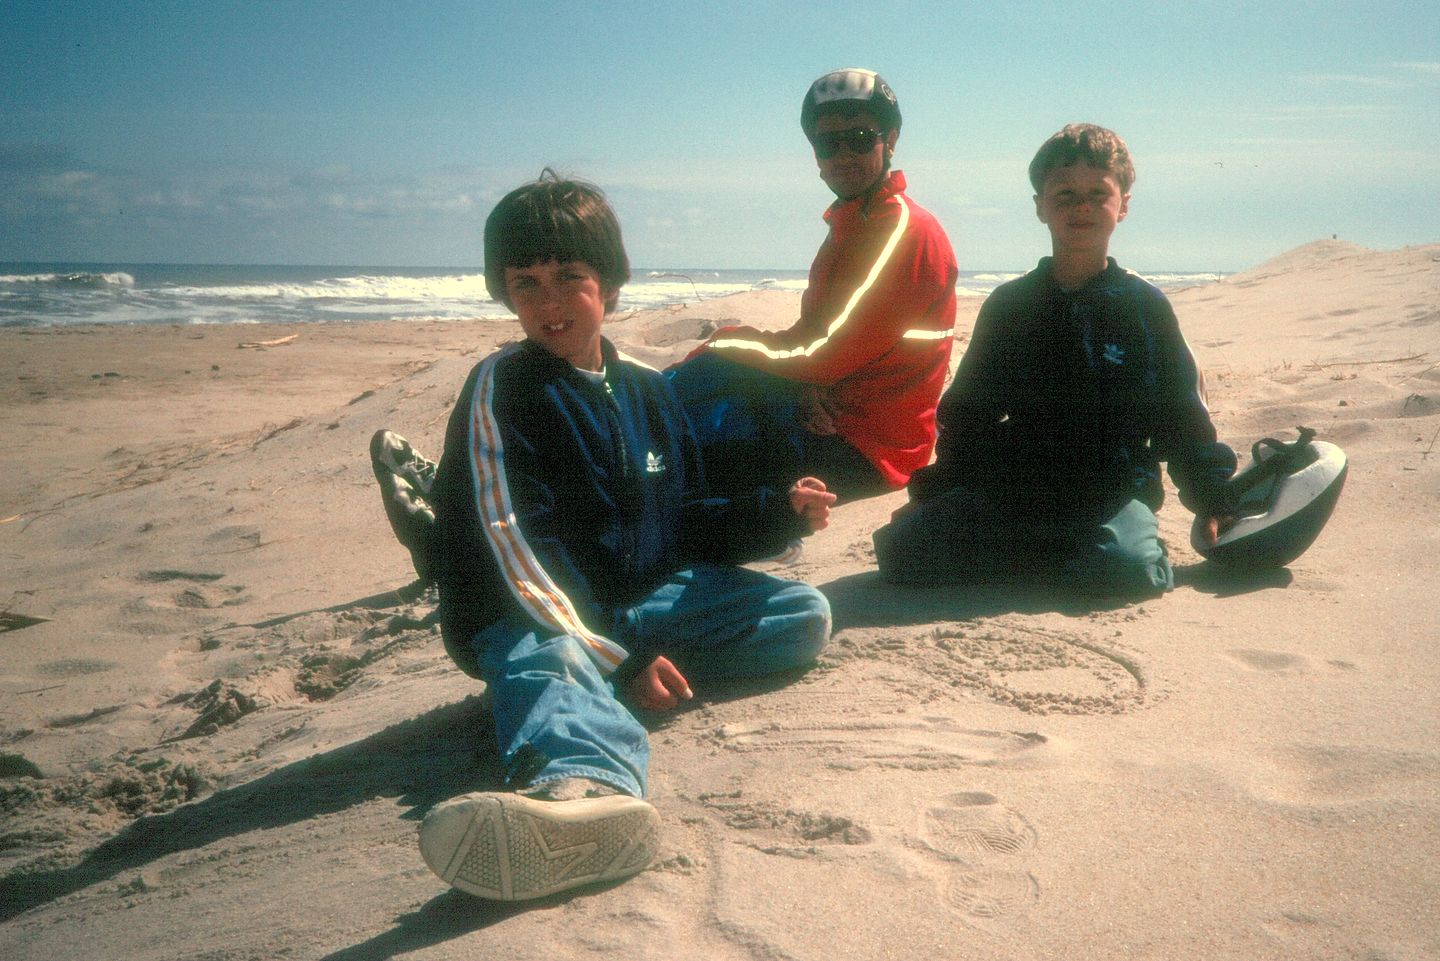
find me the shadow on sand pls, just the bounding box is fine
[1175,562,1295,597]
[0,693,498,924]
[819,561,1294,632]
[315,874,638,961]
[5,565,1296,950]
[818,569,1122,630]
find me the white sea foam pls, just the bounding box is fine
[0,271,136,289]
[163,273,490,302]
[0,263,1224,328]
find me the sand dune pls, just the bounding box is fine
[1,241,1437,960]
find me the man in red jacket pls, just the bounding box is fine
[669,68,958,502]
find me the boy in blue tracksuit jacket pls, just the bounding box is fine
[414,172,835,903]
[874,124,1236,597]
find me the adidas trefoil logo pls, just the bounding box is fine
[645,451,666,474]
[1102,343,1126,366]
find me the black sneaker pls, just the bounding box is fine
[370,429,437,581]
[419,789,659,901]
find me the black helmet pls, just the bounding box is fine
[801,68,901,139]
[1193,427,1348,570]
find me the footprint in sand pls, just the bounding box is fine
[705,715,1050,772]
[944,867,1041,921]
[180,597,442,715]
[173,584,246,609]
[1249,742,1435,812]
[917,792,1041,926]
[1260,910,1405,959]
[202,525,265,553]
[699,794,873,857]
[133,569,246,610]
[1225,648,1309,673]
[844,538,877,562]
[920,792,1037,860]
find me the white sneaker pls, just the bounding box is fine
[419,790,659,901]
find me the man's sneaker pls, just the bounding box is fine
[419,790,660,901]
[370,429,437,581]
[370,429,437,499]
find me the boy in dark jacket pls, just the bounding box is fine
[410,172,834,902]
[873,124,1236,597]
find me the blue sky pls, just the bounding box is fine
[2,0,1437,270]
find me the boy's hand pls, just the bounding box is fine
[627,655,692,712]
[1193,513,1238,548]
[789,476,837,531]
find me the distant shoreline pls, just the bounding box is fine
[1,261,1227,329]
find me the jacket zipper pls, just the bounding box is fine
[600,379,642,570]
[602,381,633,483]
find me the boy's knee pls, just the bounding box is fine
[1080,500,1173,596]
[872,506,918,576]
[778,582,831,664]
[803,587,832,652]
[872,492,973,583]
[478,624,608,685]
[541,634,597,673]
[1097,500,1163,564]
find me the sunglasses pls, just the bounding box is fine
[811,127,885,159]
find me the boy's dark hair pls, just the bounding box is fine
[483,169,631,312]
[1028,123,1136,195]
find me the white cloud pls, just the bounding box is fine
[1225,103,1402,122]
[1294,72,1411,89]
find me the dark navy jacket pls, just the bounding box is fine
[431,337,806,676]
[909,258,1236,519]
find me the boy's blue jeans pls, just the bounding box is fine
[470,564,831,799]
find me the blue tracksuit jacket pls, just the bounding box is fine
[431,337,806,676]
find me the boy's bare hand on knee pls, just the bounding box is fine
[789,476,837,531]
[628,655,692,711]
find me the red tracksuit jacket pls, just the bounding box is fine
[701,170,958,488]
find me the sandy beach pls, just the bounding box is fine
[2,239,1438,960]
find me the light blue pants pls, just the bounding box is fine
[471,565,831,798]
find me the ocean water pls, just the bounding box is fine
[0,263,1225,329]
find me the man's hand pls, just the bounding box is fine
[798,386,841,436]
[789,476,837,531]
[627,655,692,712]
